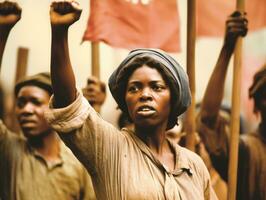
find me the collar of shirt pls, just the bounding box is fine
[126,129,193,177]
[28,141,65,169]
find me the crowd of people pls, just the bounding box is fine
[0,0,265,200]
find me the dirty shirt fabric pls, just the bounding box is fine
[197,115,266,200]
[45,90,217,200]
[0,120,95,200]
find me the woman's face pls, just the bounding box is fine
[125,65,171,128]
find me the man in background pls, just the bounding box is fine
[0,1,95,199]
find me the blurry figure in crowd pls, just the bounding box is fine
[0,1,95,199]
[82,76,106,113]
[197,10,266,200]
[45,1,217,199]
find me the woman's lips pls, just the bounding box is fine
[137,106,156,116]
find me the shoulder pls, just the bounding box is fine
[179,146,205,165]
[0,119,24,143]
[59,141,91,180]
[178,146,210,178]
[240,132,266,152]
[177,145,217,199]
[60,141,83,166]
[0,120,10,134]
[241,131,262,142]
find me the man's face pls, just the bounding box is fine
[15,85,51,138]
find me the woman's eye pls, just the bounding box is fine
[153,85,164,91]
[128,86,138,93]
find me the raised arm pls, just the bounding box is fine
[200,12,247,127]
[0,1,21,68]
[50,0,82,108]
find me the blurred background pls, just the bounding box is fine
[1,0,265,131]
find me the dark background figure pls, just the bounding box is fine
[197,11,266,200]
[0,1,95,199]
[82,75,106,113]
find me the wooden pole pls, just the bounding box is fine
[91,41,100,79]
[185,0,196,151]
[14,47,28,83]
[6,47,29,133]
[228,0,245,199]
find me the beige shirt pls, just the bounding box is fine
[0,120,96,200]
[45,91,217,200]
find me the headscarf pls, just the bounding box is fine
[108,48,191,129]
[14,72,52,96]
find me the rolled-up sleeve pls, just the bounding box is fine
[45,89,123,178]
[45,90,91,133]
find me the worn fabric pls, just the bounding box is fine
[197,114,266,200]
[108,48,191,129]
[0,120,96,200]
[45,90,217,200]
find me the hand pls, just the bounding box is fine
[224,11,248,49]
[0,1,21,30]
[50,0,82,29]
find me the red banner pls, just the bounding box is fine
[83,0,180,52]
[196,0,266,37]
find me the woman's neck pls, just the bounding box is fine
[135,124,168,154]
[135,125,175,170]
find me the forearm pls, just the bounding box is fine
[50,28,76,108]
[0,29,11,69]
[200,44,234,124]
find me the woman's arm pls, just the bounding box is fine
[200,12,248,127]
[50,0,82,108]
[0,1,21,70]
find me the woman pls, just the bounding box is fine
[46,1,217,199]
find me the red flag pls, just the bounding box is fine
[196,0,266,37]
[82,0,180,53]
[196,0,266,133]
